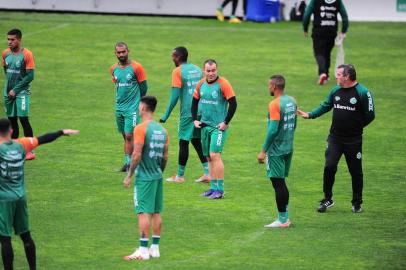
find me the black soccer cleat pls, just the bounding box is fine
[352,203,363,213]
[119,164,129,173]
[317,198,334,213]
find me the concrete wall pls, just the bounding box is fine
[0,0,405,22]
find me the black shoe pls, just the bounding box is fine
[317,198,334,213]
[352,203,363,213]
[119,164,129,172]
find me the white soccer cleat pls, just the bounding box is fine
[195,174,211,183]
[123,248,150,261]
[264,219,291,228]
[149,247,160,258]
[166,175,185,183]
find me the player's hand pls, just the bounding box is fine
[8,90,16,98]
[159,118,165,123]
[218,122,228,131]
[304,32,308,38]
[339,32,346,39]
[62,129,80,135]
[123,176,132,188]
[297,110,310,119]
[194,120,201,128]
[257,151,266,164]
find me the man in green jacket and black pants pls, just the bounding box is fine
[303,0,349,85]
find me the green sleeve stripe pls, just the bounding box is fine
[303,0,315,32]
[262,120,279,152]
[339,0,349,33]
[309,86,340,119]
[160,87,180,122]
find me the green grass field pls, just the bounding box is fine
[0,11,405,270]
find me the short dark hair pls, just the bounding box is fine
[203,59,217,67]
[115,42,128,50]
[7,29,22,39]
[173,46,188,62]
[338,64,356,81]
[270,75,285,90]
[140,96,157,113]
[0,118,11,135]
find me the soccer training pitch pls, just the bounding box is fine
[0,11,405,270]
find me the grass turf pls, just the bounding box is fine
[0,11,405,270]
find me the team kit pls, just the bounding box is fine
[1,25,375,267]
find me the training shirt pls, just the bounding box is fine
[263,95,297,156]
[172,63,203,119]
[110,60,147,112]
[193,77,235,127]
[2,48,35,97]
[0,137,38,201]
[309,83,375,142]
[303,0,349,36]
[133,120,169,181]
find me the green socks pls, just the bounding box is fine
[278,211,289,223]
[202,162,209,175]
[152,235,160,245]
[125,154,131,165]
[210,180,218,190]
[177,165,185,177]
[217,179,224,192]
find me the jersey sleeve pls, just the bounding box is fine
[132,61,147,83]
[171,67,182,88]
[133,122,147,145]
[23,49,35,70]
[16,137,39,153]
[269,99,281,121]
[193,79,204,99]
[1,49,9,67]
[109,64,117,83]
[219,78,236,100]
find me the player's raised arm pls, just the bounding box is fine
[17,129,79,153]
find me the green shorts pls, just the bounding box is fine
[0,198,30,237]
[201,125,228,157]
[266,153,293,178]
[116,109,140,134]
[178,117,200,141]
[134,179,163,214]
[4,95,30,117]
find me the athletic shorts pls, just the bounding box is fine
[134,179,163,214]
[0,198,30,237]
[178,117,201,141]
[201,125,228,157]
[116,109,140,134]
[266,153,293,178]
[4,95,30,117]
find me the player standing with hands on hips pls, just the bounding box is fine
[298,64,375,213]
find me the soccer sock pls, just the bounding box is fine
[217,179,224,192]
[278,210,289,223]
[202,162,209,175]
[0,236,13,270]
[152,235,160,246]
[210,179,218,190]
[177,165,186,177]
[140,238,149,253]
[125,154,131,165]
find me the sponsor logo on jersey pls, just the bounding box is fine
[367,92,374,111]
[321,20,336,26]
[350,97,357,104]
[334,104,355,111]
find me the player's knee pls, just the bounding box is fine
[0,235,11,244]
[324,163,337,174]
[124,134,133,141]
[209,152,221,161]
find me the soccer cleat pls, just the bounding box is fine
[200,189,215,197]
[216,9,225,22]
[317,198,334,213]
[195,174,211,183]
[149,247,160,258]
[123,248,150,261]
[229,16,241,24]
[264,219,291,228]
[166,175,185,183]
[352,203,363,213]
[318,73,328,85]
[208,190,224,199]
[119,164,129,172]
[25,152,36,161]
